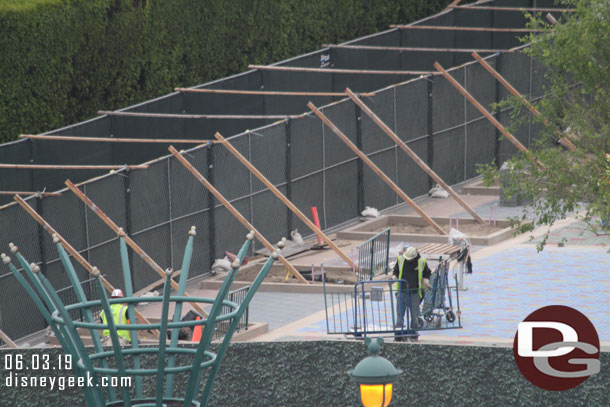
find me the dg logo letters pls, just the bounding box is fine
[513,305,600,391]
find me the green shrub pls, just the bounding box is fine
[0,0,450,143]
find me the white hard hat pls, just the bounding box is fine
[111,288,124,298]
[404,247,417,261]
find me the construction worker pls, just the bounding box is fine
[100,288,131,346]
[393,246,432,332]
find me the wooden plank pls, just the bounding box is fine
[307,102,446,235]
[64,180,210,317]
[390,25,545,32]
[0,164,148,170]
[249,65,435,76]
[214,132,357,269]
[0,191,61,197]
[98,110,290,120]
[445,0,462,10]
[471,52,577,152]
[453,5,575,12]
[346,88,486,224]
[133,270,182,298]
[324,44,512,53]
[0,329,18,348]
[20,134,217,145]
[434,62,543,167]
[175,88,375,97]
[13,195,155,328]
[546,13,559,25]
[168,146,309,284]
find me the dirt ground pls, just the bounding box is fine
[375,223,505,236]
[231,262,360,285]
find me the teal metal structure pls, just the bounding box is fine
[1,228,282,407]
[356,227,390,281]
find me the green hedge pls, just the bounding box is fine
[0,0,450,143]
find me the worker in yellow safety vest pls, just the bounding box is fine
[393,246,432,331]
[100,288,131,345]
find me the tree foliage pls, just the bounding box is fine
[479,0,610,250]
[0,0,450,143]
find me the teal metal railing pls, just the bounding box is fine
[356,227,390,281]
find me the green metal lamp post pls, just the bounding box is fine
[348,338,402,407]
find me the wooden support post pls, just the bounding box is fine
[471,52,577,152]
[13,195,155,327]
[168,146,309,284]
[345,88,486,224]
[433,62,536,157]
[307,102,446,235]
[20,134,217,144]
[64,180,209,317]
[546,13,559,25]
[390,25,545,32]
[445,0,462,10]
[248,65,435,76]
[453,5,575,13]
[98,110,290,120]
[0,164,148,170]
[0,329,18,348]
[323,44,513,53]
[213,133,357,269]
[174,88,375,97]
[0,191,61,197]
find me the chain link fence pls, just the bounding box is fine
[0,0,556,340]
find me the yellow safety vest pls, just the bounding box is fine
[100,304,130,342]
[394,256,427,298]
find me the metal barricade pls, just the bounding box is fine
[215,285,250,339]
[357,227,390,281]
[323,271,461,339]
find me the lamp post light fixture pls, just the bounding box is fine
[348,338,403,407]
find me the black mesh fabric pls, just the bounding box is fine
[249,124,287,193]
[360,88,395,154]
[131,225,172,290]
[395,78,429,142]
[324,160,358,227]
[0,140,32,205]
[213,198,252,261]
[396,138,429,197]
[169,145,209,219]
[251,187,288,249]
[290,173,324,237]
[433,127,466,185]
[362,149,397,210]
[212,134,251,201]
[0,273,46,339]
[83,174,127,247]
[465,118,496,178]
[171,212,211,277]
[130,159,170,233]
[321,101,357,167]
[433,67,465,131]
[0,200,42,272]
[289,115,323,180]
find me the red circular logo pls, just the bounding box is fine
[513,305,600,391]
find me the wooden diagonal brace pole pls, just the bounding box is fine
[433,62,543,166]
[214,133,357,269]
[344,88,486,224]
[307,102,446,235]
[64,180,209,317]
[445,0,462,10]
[13,194,155,326]
[169,146,309,284]
[471,52,577,152]
[0,329,18,348]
